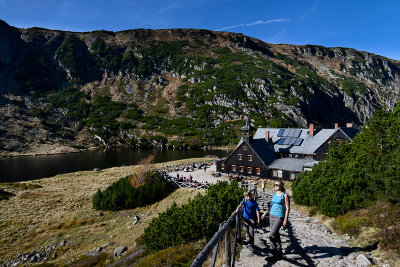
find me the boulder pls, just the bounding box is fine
[356,254,372,267]
[114,246,127,257]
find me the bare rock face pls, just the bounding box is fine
[1,19,400,155]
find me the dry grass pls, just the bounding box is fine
[293,201,400,266]
[0,158,212,265]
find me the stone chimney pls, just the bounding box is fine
[309,123,314,136]
[265,130,269,141]
[346,123,353,128]
[334,123,339,130]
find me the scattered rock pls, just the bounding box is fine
[96,247,103,253]
[94,168,100,171]
[133,216,139,225]
[110,234,115,239]
[356,254,372,267]
[348,252,359,261]
[114,246,127,257]
[59,240,67,246]
[98,212,104,216]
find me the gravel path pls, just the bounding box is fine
[235,190,385,267]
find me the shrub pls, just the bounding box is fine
[293,102,400,217]
[134,242,203,267]
[0,189,15,201]
[143,181,243,251]
[92,171,174,211]
[331,213,372,237]
[377,224,400,252]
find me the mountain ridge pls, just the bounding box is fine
[1,19,400,156]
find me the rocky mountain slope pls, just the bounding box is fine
[1,19,400,156]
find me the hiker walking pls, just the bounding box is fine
[262,180,290,260]
[233,190,261,252]
[261,179,266,192]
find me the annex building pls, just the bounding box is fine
[216,119,359,180]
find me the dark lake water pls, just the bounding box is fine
[0,149,228,182]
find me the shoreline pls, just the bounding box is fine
[0,157,217,265]
[0,146,231,160]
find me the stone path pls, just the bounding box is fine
[235,190,382,267]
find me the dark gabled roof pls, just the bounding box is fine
[249,138,277,166]
[338,127,360,140]
[224,138,276,168]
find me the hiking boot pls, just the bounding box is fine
[248,245,255,253]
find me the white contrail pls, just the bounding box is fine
[216,18,290,31]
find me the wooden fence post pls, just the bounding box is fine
[231,214,240,267]
[211,223,222,267]
[225,226,231,267]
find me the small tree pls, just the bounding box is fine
[130,155,155,188]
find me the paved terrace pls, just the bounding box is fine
[166,163,228,184]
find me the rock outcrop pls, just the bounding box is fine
[1,19,400,156]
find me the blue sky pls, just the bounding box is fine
[1,0,399,60]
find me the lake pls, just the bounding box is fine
[0,148,228,182]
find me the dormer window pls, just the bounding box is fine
[238,154,242,160]
[243,146,247,150]
[248,155,253,161]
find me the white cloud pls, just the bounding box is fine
[216,18,290,31]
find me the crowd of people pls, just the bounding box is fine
[159,171,211,189]
[164,162,212,173]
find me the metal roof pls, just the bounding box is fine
[269,158,317,172]
[253,128,338,154]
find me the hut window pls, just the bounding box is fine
[247,167,252,174]
[232,165,236,172]
[221,164,224,170]
[290,172,296,179]
[239,166,244,173]
[248,155,252,161]
[256,168,261,175]
[238,154,242,160]
[273,169,283,177]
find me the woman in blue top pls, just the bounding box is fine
[261,180,290,259]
